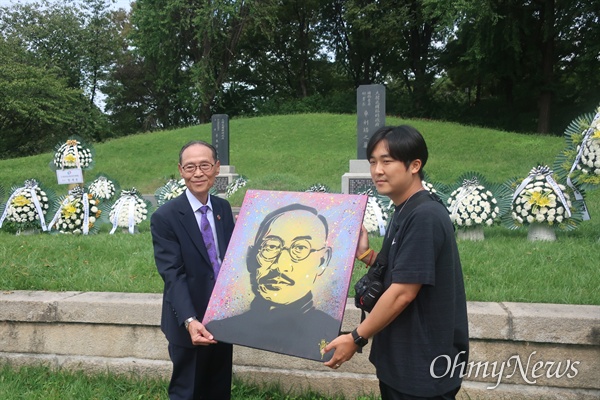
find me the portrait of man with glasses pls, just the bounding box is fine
[205,203,341,361]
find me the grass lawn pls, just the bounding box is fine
[0,113,598,305]
[0,364,375,400]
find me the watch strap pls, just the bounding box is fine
[184,316,197,330]
[351,328,368,348]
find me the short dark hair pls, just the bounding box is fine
[252,203,328,246]
[178,140,218,164]
[366,125,428,179]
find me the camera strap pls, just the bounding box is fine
[359,190,440,323]
[377,190,437,264]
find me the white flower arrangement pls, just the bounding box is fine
[554,105,600,191]
[422,180,438,194]
[109,188,150,234]
[421,172,447,198]
[553,105,600,222]
[87,176,118,200]
[52,138,94,169]
[155,179,186,206]
[305,183,330,193]
[505,166,581,231]
[0,180,53,232]
[48,187,103,234]
[359,189,391,236]
[225,176,248,198]
[577,127,600,177]
[446,177,502,228]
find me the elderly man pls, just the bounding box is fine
[151,140,235,400]
[206,203,340,361]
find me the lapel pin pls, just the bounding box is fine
[217,215,221,220]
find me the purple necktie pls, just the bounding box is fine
[199,205,220,276]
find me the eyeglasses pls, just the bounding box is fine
[258,237,325,263]
[181,162,215,174]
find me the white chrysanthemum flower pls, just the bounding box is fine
[422,180,438,194]
[156,179,186,206]
[52,191,100,234]
[362,194,387,235]
[3,182,51,230]
[510,169,574,228]
[53,140,93,169]
[447,182,500,228]
[110,191,149,228]
[226,176,249,198]
[88,177,116,200]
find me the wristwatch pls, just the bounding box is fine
[351,328,368,348]
[184,316,197,330]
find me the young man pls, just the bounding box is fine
[151,140,235,399]
[324,125,469,399]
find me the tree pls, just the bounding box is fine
[0,42,99,158]
[0,1,115,156]
[0,1,88,90]
[229,0,340,112]
[129,0,272,125]
[80,0,123,108]
[444,0,600,134]
[323,0,457,115]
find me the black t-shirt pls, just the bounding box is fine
[369,191,469,397]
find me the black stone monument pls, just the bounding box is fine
[343,85,386,194]
[211,114,239,194]
[356,84,386,159]
[211,114,229,166]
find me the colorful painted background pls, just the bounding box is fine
[203,190,367,324]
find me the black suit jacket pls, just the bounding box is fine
[151,192,235,347]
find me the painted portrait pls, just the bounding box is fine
[203,190,367,361]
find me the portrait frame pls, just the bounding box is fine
[203,190,367,361]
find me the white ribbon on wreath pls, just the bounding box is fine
[512,166,571,218]
[81,193,90,234]
[449,178,480,217]
[110,194,137,234]
[0,181,48,231]
[62,140,82,169]
[370,197,387,236]
[565,112,600,221]
[48,189,91,234]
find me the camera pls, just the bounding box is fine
[354,261,386,313]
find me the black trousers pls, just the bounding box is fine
[379,381,461,400]
[167,342,233,400]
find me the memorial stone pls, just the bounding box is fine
[342,85,386,194]
[211,114,230,165]
[210,114,239,195]
[356,84,386,159]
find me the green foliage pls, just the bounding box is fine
[0,1,118,157]
[443,0,600,135]
[127,0,272,126]
[2,0,600,145]
[0,59,93,158]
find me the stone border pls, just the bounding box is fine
[1,291,599,399]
